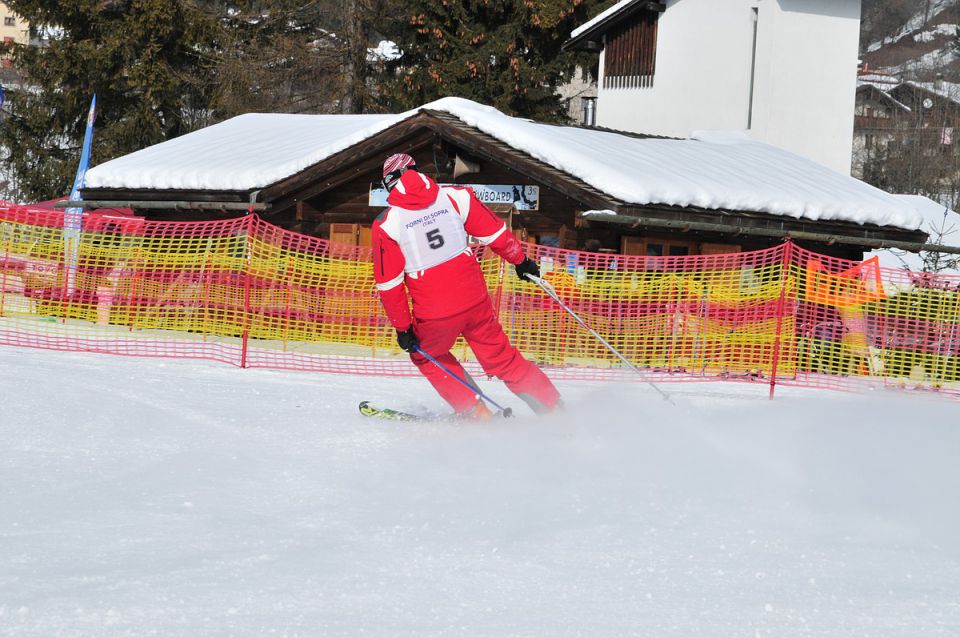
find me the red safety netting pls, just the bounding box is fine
[1,202,958,399]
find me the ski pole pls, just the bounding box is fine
[525,273,673,404]
[414,346,513,417]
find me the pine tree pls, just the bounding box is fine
[0,0,355,201]
[208,0,350,117]
[0,0,224,201]
[340,0,385,113]
[374,0,602,121]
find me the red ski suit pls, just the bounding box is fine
[372,170,560,413]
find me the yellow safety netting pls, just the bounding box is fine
[0,206,958,396]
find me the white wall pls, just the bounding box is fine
[597,0,756,135]
[750,0,860,174]
[595,0,860,174]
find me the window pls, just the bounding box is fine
[537,234,561,248]
[621,236,699,257]
[603,9,660,89]
[642,243,688,257]
[3,17,13,27]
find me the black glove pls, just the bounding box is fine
[515,256,540,282]
[396,326,420,353]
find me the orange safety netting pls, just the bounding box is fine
[1,203,958,398]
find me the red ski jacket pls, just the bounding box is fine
[372,170,526,330]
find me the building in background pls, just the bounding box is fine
[564,0,861,174]
[853,73,960,209]
[851,71,904,177]
[0,2,29,64]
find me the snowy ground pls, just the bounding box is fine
[1,346,959,638]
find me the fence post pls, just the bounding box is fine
[200,250,213,338]
[1,239,9,316]
[768,240,794,399]
[126,246,141,332]
[282,255,293,352]
[239,216,254,368]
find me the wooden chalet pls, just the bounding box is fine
[75,101,930,261]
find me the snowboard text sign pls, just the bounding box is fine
[370,184,539,210]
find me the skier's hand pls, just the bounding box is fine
[396,327,420,353]
[515,257,540,282]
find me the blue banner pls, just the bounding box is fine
[64,94,96,295]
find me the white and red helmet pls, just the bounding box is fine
[382,153,417,191]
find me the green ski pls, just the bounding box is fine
[358,401,429,422]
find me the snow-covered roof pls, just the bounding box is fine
[867,195,960,273]
[569,0,637,40]
[85,97,924,231]
[904,80,960,105]
[86,112,403,192]
[857,73,900,86]
[856,81,912,112]
[859,78,960,112]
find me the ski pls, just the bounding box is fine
[358,401,431,422]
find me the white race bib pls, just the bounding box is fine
[390,193,469,273]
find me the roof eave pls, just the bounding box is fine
[584,208,934,252]
[563,0,665,52]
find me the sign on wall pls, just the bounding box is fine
[369,184,540,210]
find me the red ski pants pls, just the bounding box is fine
[410,300,560,413]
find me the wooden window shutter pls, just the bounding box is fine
[604,10,659,89]
[621,236,644,256]
[329,223,360,245]
[329,224,373,247]
[358,225,372,248]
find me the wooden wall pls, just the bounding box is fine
[276,141,584,250]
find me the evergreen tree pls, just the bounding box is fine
[375,0,602,121]
[0,0,355,201]
[0,0,223,201]
[208,1,350,117]
[339,0,387,113]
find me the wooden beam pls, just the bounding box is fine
[614,205,929,244]
[79,188,250,203]
[583,211,947,253]
[57,199,269,212]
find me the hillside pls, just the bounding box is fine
[861,0,960,77]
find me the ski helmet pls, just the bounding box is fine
[382,153,417,191]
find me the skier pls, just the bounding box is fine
[371,153,561,419]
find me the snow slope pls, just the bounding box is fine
[1,346,959,637]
